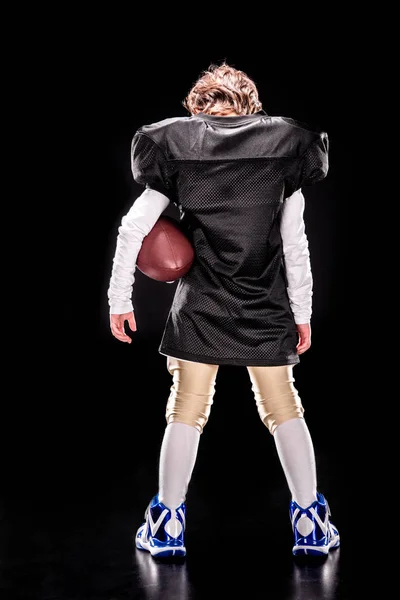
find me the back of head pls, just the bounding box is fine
[183,62,262,116]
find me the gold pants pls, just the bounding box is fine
[165,356,304,435]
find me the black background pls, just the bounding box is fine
[2,27,363,598]
[57,44,356,468]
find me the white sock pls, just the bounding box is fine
[274,417,317,508]
[158,422,200,510]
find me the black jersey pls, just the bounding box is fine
[131,110,328,366]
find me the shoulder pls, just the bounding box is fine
[135,116,195,144]
[270,116,328,154]
[272,116,327,137]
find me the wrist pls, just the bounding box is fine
[294,317,311,325]
[109,300,134,314]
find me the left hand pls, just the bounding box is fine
[296,323,311,354]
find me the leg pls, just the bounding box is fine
[160,356,219,508]
[274,418,317,507]
[246,364,316,507]
[247,364,340,556]
[135,356,219,559]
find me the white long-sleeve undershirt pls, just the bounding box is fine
[280,189,313,324]
[107,188,313,323]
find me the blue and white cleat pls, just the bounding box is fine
[289,492,340,557]
[135,495,186,558]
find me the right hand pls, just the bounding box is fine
[296,323,311,355]
[110,311,137,344]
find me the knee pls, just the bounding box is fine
[165,393,213,434]
[249,365,305,435]
[165,357,218,434]
[166,413,205,434]
[165,382,214,433]
[256,384,305,435]
[262,404,305,435]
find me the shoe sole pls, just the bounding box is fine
[293,535,340,556]
[135,527,186,558]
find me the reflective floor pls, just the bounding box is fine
[0,489,353,599]
[0,341,357,599]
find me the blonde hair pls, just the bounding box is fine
[183,62,262,116]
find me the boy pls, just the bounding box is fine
[108,62,340,559]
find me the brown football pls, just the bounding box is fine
[136,216,195,282]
